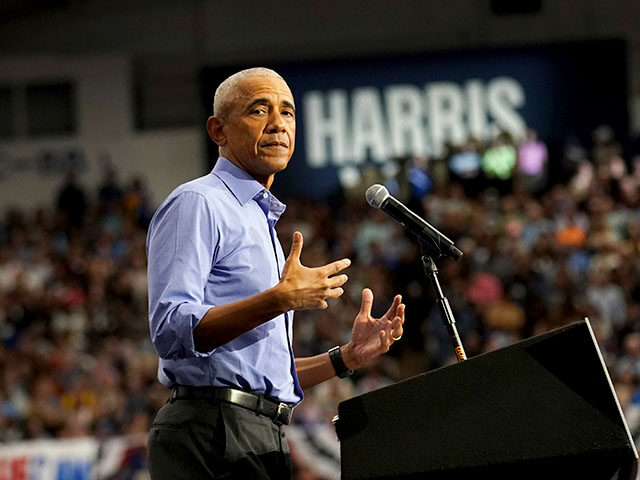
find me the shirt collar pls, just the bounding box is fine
[212,157,286,219]
[212,157,265,205]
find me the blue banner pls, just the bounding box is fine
[201,40,627,198]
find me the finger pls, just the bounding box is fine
[326,287,344,299]
[359,288,374,316]
[379,330,390,351]
[286,231,303,263]
[397,303,405,324]
[328,274,348,288]
[382,295,402,320]
[298,299,328,311]
[321,258,351,276]
[390,318,403,341]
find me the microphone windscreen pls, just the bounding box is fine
[366,184,389,208]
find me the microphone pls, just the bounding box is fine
[365,184,463,261]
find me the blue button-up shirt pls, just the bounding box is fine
[146,157,303,405]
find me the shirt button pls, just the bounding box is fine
[262,192,268,199]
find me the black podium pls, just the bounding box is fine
[335,320,639,479]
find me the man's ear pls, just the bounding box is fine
[206,116,227,146]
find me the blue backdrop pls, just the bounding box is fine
[201,40,628,199]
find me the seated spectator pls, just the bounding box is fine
[516,129,548,193]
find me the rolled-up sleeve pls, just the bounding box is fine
[147,191,217,360]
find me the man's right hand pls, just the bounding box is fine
[276,231,350,310]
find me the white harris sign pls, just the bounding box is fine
[304,77,526,166]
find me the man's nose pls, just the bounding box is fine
[266,112,285,133]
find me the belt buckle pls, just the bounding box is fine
[275,403,292,426]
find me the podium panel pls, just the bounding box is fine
[336,320,638,479]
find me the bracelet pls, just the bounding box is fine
[328,346,354,379]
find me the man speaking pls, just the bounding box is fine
[146,67,405,479]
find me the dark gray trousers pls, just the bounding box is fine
[147,396,291,479]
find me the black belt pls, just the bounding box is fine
[170,386,293,426]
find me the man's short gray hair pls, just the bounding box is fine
[213,67,285,119]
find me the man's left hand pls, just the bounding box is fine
[343,288,405,370]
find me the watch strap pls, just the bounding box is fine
[328,346,354,378]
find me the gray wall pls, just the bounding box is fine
[1,0,639,133]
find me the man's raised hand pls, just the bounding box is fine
[342,288,405,370]
[276,231,350,310]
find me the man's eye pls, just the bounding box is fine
[282,110,294,117]
[251,108,266,115]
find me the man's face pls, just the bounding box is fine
[212,75,296,188]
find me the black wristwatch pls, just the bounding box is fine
[328,346,354,378]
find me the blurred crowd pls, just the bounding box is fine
[0,126,639,478]
[0,171,162,443]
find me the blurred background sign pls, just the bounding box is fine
[202,39,628,199]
